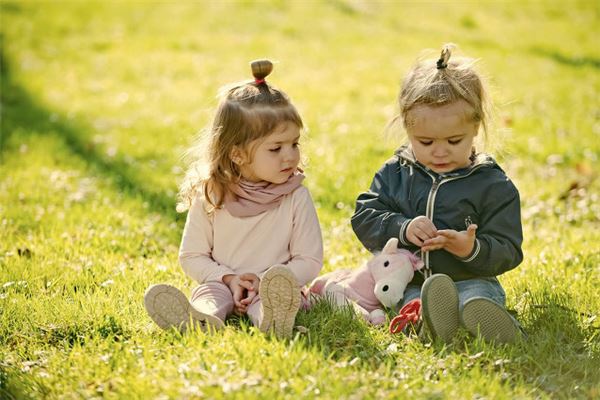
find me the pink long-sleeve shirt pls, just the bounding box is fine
[179,185,323,287]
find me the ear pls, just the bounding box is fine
[410,253,424,271]
[382,238,399,255]
[230,147,246,165]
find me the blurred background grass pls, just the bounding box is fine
[1,1,599,398]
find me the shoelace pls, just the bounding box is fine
[389,299,422,334]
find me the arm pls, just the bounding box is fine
[283,187,323,286]
[351,161,413,251]
[454,181,523,276]
[178,195,236,284]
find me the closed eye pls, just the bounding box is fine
[448,138,463,145]
[419,140,433,146]
[269,147,281,152]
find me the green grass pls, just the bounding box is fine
[1,1,599,398]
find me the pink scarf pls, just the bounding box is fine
[224,172,305,217]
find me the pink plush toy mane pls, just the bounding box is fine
[309,238,424,325]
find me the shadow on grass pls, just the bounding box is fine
[531,47,600,69]
[503,288,600,396]
[0,47,182,223]
[226,296,385,362]
[294,297,385,362]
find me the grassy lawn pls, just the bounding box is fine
[1,1,599,398]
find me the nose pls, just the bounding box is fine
[283,146,298,162]
[432,143,448,157]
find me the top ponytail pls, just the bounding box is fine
[251,59,273,84]
[436,43,455,70]
[398,43,492,143]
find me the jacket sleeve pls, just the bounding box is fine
[351,161,412,252]
[456,178,523,276]
[178,195,236,284]
[283,187,324,286]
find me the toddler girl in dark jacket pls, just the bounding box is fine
[352,44,524,344]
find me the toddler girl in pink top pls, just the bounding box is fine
[144,60,323,339]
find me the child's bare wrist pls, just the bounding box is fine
[222,274,237,285]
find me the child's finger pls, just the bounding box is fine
[241,292,256,305]
[467,224,478,236]
[239,280,254,290]
[422,236,446,251]
[435,229,457,238]
[417,224,436,238]
[408,234,423,246]
[424,235,446,244]
[414,228,435,242]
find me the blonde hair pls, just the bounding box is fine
[396,43,493,146]
[177,60,303,213]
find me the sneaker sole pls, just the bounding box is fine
[258,265,301,339]
[462,297,520,344]
[144,284,224,332]
[421,274,459,343]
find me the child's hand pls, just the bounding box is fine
[406,216,438,247]
[239,273,260,308]
[222,274,255,315]
[421,224,478,258]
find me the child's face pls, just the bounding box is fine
[406,100,479,173]
[239,121,301,184]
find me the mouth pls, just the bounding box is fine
[432,163,450,169]
[280,167,294,174]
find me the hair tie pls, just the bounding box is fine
[436,43,454,70]
[255,78,266,84]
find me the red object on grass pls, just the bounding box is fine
[389,299,421,334]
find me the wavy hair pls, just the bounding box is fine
[177,60,303,213]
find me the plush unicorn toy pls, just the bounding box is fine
[309,238,424,325]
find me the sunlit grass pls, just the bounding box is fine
[1,1,599,398]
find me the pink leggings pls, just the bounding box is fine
[191,282,264,326]
[190,281,311,325]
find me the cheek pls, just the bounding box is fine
[410,144,428,158]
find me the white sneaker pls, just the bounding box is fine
[258,265,301,339]
[144,284,224,332]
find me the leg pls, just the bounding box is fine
[144,284,225,332]
[249,265,301,339]
[399,285,422,309]
[190,281,235,322]
[457,278,523,344]
[455,277,506,311]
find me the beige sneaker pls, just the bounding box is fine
[421,274,460,343]
[462,297,524,344]
[144,284,224,332]
[258,265,301,339]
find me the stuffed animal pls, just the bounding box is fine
[309,238,424,325]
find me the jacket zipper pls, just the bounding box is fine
[420,163,490,277]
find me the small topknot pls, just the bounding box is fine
[436,43,455,70]
[250,59,273,82]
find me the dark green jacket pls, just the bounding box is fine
[351,145,523,285]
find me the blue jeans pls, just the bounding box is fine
[401,277,507,311]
